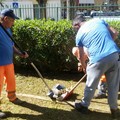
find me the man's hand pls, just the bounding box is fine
[20,51,29,58]
[13,46,29,58]
[77,62,86,73]
[78,62,83,72]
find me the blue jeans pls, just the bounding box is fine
[80,52,120,109]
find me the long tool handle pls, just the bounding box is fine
[30,62,52,91]
[61,74,87,100]
[70,73,87,92]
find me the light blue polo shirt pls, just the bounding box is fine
[75,18,119,64]
[0,26,14,66]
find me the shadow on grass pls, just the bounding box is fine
[6,101,111,120]
[66,93,79,101]
[15,66,85,81]
[118,93,120,99]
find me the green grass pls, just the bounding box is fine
[1,70,120,120]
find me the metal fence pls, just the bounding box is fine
[1,4,120,21]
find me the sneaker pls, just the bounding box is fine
[111,108,120,120]
[74,102,90,114]
[10,98,25,105]
[94,94,107,99]
[0,110,7,119]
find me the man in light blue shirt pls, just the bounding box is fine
[73,15,120,119]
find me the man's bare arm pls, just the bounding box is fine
[108,26,119,40]
[78,47,87,72]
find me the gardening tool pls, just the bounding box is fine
[0,23,54,99]
[51,73,87,101]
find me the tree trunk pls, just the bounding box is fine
[36,0,48,18]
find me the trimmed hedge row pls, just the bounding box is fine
[13,19,77,72]
[12,19,120,72]
[108,21,120,47]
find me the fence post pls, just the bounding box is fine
[67,0,70,20]
[57,7,58,21]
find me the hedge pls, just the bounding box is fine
[12,19,120,72]
[12,19,77,72]
[107,21,120,47]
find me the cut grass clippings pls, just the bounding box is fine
[1,70,120,120]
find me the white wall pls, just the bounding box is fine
[46,0,61,20]
[79,0,94,4]
[1,0,35,19]
[1,0,64,20]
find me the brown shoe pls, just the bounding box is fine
[0,110,7,119]
[111,108,120,120]
[10,98,25,105]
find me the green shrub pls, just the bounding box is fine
[13,19,77,72]
[12,19,120,72]
[107,21,120,47]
